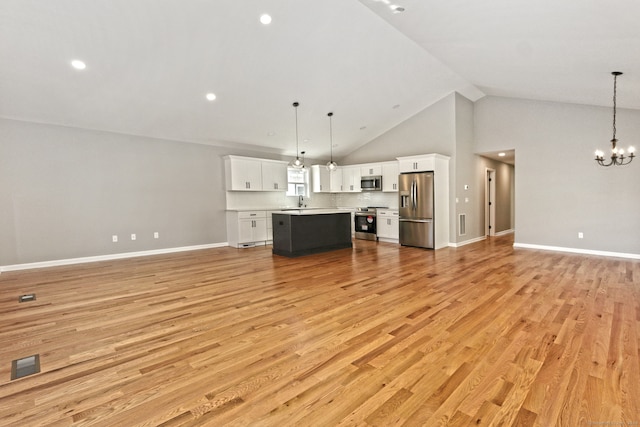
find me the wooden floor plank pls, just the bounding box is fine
[1,235,639,426]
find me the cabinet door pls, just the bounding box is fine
[238,218,267,243]
[311,165,330,193]
[398,156,435,173]
[388,217,399,239]
[252,218,267,241]
[227,158,263,190]
[382,162,399,192]
[360,164,382,176]
[238,219,255,242]
[261,161,287,191]
[342,166,361,192]
[329,168,343,192]
[377,211,399,239]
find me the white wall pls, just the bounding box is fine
[475,96,640,255]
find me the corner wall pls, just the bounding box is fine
[475,96,640,255]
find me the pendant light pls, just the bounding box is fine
[326,112,338,171]
[595,72,635,166]
[290,102,304,169]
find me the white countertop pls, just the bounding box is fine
[272,209,353,216]
[226,207,357,212]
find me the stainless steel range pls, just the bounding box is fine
[354,207,377,240]
[354,207,389,240]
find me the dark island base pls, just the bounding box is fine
[272,212,353,258]
[272,242,352,258]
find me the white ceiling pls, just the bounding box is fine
[1,0,639,161]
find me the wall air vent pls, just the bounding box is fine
[459,214,466,236]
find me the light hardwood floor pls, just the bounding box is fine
[1,235,639,426]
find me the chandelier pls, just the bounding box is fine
[595,72,635,166]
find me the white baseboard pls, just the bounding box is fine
[0,242,229,273]
[377,237,399,244]
[513,243,640,260]
[495,229,515,237]
[449,236,487,248]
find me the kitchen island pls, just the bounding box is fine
[272,209,352,257]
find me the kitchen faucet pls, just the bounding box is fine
[298,195,304,208]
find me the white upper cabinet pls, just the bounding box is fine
[360,164,382,176]
[225,156,262,191]
[381,161,399,192]
[311,165,343,193]
[224,155,287,191]
[261,160,288,191]
[311,165,331,193]
[397,154,449,173]
[341,166,361,192]
[329,168,343,192]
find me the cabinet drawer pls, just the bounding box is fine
[377,210,399,217]
[237,211,266,219]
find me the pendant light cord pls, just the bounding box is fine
[294,102,300,160]
[329,112,333,162]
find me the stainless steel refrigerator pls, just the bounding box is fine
[398,171,434,249]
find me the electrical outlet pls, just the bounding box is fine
[578,232,584,239]
[112,235,118,243]
[153,232,159,239]
[131,233,136,241]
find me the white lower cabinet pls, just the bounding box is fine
[377,210,399,242]
[227,211,267,248]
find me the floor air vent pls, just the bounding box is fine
[11,354,40,380]
[19,294,36,303]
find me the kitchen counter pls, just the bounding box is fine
[274,208,352,215]
[272,211,352,257]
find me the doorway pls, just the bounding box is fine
[485,168,496,236]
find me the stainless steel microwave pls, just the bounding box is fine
[361,175,382,191]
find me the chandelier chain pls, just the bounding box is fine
[612,73,617,143]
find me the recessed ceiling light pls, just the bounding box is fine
[392,104,400,109]
[498,152,506,157]
[390,5,405,13]
[260,14,272,25]
[360,126,367,130]
[205,93,217,101]
[267,131,276,136]
[71,59,86,70]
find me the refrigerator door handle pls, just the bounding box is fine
[411,181,416,211]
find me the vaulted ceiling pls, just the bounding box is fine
[1,0,638,160]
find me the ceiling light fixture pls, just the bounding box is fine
[290,102,304,169]
[326,112,338,171]
[260,14,272,25]
[595,72,635,166]
[205,93,216,101]
[390,5,406,13]
[71,59,86,70]
[498,152,506,157]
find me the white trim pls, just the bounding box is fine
[377,237,399,244]
[513,243,640,260]
[495,229,515,237]
[0,243,229,272]
[449,236,486,248]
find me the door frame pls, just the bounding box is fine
[485,168,496,236]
